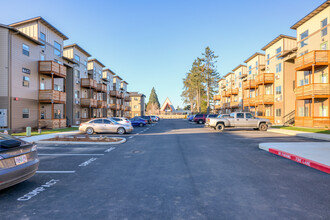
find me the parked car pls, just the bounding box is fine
[79,118,133,135]
[0,133,39,190]
[208,112,271,131]
[140,116,152,124]
[130,118,147,127]
[205,114,229,127]
[133,116,148,124]
[193,114,208,124]
[151,116,160,122]
[110,117,131,125]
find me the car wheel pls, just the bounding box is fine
[259,123,268,131]
[86,127,94,135]
[117,127,126,135]
[139,123,143,127]
[198,120,203,124]
[216,124,224,132]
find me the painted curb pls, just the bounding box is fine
[259,143,330,174]
[34,137,126,145]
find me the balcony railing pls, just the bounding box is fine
[39,90,66,103]
[295,83,330,99]
[39,61,66,78]
[109,104,116,110]
[213,95,221,101]
[215,105,221,110]
[243,79,256,90]
[124,96,131,102]
[116,104,121,110]
[257,116,274,123]
[230,101,239,108]
[295,50,329,70]
[38,119,66,129]
[96,83,107,93]
[222,103,230,109]
[256,73,274,85]
[256,94,274,105]
[80,98,97,107]
[81,78,97,89]
[97,100,107,108]
[295,116,330,128]
[125,106,131,111]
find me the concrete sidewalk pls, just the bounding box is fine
[259,142,330,174]
[268,128,330,141]
[20,131,80,143]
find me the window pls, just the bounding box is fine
[321,41,328,50]
[267,54,270,65]
[248,66,252,75]
[22,44,29,56]
[275,108,282,117]
[321,18,328,37]
[276,86,282,95]
[276,63,282,73]
[22,108,29,118]
[40,32,46,48]
[229,113,235,118]
[74,69,80,78]
[103,119,112,124]
[75,111,80,119]
[40,54,45,61]
[74,91,80,99]
[134,105,138,109]
[236,113,244,118]
[276,47,282,60]
[256,61,258,71]
[245,113,253,119]
[84,60,87,66]
[239,82,242,88]
[90,119,103,124]
[300,30,308,48]
[54,41,61,57]
[74,54,80,63]
[23,76,30,87]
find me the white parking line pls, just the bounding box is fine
[129,136,134,139]
[36,171,76,174]
[38,154,104,156]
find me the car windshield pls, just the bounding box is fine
[0,133,16,141]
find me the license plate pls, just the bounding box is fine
[14,155,28,165]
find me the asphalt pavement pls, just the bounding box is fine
[0,120,329,220]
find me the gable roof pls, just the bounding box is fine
[0,24,43,45]
[64,43,91,57]
[88,58,105,68]
[291,0,330,30]
[232,64,246,72]
[10,16,69,40]
[261,35,296,51]
[244,52,265,63]
[160,97,176,112]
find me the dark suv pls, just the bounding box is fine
[140,116,152,124]
[193,114,207,124]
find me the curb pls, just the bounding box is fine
[268,129,330,141]
[34,137,127,145]
[259,143,330,174]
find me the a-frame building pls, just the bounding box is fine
[160,97,176,112]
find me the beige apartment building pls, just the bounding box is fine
[0,17,132,131]
[130,92,146,118]
[291,0,330,128]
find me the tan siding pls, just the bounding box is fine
[0,27,9,96]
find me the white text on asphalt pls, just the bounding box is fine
[17,179,59,201]
[79,158,97,167]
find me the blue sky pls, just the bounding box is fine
[0,0,324,108]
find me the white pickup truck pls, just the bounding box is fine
[208,112,272,132]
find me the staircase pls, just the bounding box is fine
[283,110,295,126]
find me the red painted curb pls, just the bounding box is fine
[269,148,330,174]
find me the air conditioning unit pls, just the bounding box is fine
[275,74,280,80]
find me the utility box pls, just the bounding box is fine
[0,109,8,127]
[26,127,31,137]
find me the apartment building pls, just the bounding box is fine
[130,92,146,118]
[63,44,91,126]
[232,64,246,112]
[291,0,330,128]
[121,81,131,118]
[242,53,265,116]
[214,79,224,112]
[0,17,133,131]
[102,69,115,118]
[261,35,297,125]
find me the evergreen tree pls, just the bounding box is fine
[200,46,219,113]
[147,87,160,108]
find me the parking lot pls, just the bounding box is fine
[0,119,329,219]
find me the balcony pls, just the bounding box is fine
[213,95,221,101]
[243,98,250,106]
[81,78,97,89]
[256,73,274,85]
[39,90,66,103]
[249,97,256,106]
[125,106,131,111]
[117,92,122,99]
[97,100,107,108]
[230,101,239,108]
[222,103,230,109]
[256,94,274,105]
[215,105,221,110]
[39,61,66,78]
[109,104,116,110]
[116,104,121,110]
[38,119,66,129]
[80,98,97,107]
[96,83,107,93]
[295,50,329,71]
[124,96,131,102]
[295,83,330,99]
[243,79,256,90]
[230,88,239,95]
